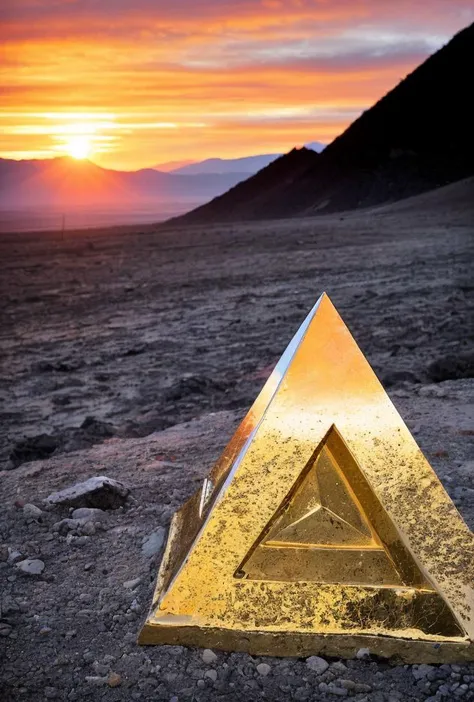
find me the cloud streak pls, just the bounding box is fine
[1,1,473,167]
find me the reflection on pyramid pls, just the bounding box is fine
[238,427,433,587]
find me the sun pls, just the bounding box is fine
[66,135,91,160]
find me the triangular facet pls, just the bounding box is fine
[140,293,474,662]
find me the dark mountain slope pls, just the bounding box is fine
[175,22,474,224]
[170,147,320,223]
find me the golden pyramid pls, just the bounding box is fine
[139,293,474,662]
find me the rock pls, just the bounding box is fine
[53,518,82,534]
[256,663,271,676]
[340,679,356,690]
[0,623,12,637]
[306,656,329,674]
[44,687,58,699]
[123,577,141,589]
[331,661,348,673]
[356,647,371,659]
[204,669,217,682]
[412,664,435,680]
[71,507,107,521]
[107,672,122,688]
[202,649,218,664]
[141,527,165,557]
[9,433,58,468]
[7,548,23,564]
[15,558,45,575]
[355,683,372,693]
[0,544,8,562]
[80,521,96,536]
[46,476,129,510]
[85,676,108,686]
[23,503,43,519]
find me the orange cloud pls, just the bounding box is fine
[1,1,473,168]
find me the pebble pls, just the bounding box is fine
[306,656,329,674]
[15,558,45,575]
[23,503,43,519]
[256,663,271,676]
[7,548,23,564]
[202,649,218,664]
[123,577,141,589]
[141,528,165,557]
[107,672,122,687]
[331,661,348,673]
[71,507,107,521]
[85,676,108,686]
[204,669,217,682]
[0,623,12,637]
[356,647,371,659]
[412,664,435,680]
[81,521,96,536]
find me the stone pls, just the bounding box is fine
[204,669,217,682]
[356,648,371,659]
[7,548,23,564]
[202,649,218,664]
[0,623,12,637]
[331,662,348,673]
[85,676,108,686]
[339,679,356,690]
[123,577,141,590]
[108,672,122,688]
[0,544,8,562]
[141,528,165,557]
[23,503,43,519]
[80,521,96,536]
[53,518,82,534]
[306,656,329,675]
[412,664,435,680]
[15,558,45,575]
[45,476,129,510]
[256,663,271,676]
[71,507,107,521]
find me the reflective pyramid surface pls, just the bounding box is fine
[139,293,474,662]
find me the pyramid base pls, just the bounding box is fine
[138,512,474,664]
[138,621,474,664]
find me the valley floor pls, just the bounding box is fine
[1,189,473,701]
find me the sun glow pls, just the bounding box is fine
[66,135,92,159]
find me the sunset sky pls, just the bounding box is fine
[1,1,473,171]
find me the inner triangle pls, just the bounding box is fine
[237,426,435,588]
[263,442,376,549]
[268,505,375,548]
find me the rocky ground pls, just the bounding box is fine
[1,193,473,701]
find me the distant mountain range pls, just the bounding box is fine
[0,142,326,219]
[173,23,474,224]
[153,142,325,175]
[0,157,249,212]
